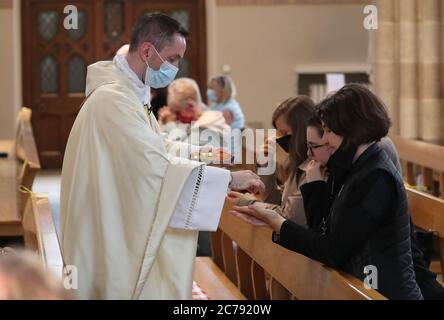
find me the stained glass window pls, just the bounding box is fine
[170,10,189,31]
[38,11,58,41]
[41,56,58,93]
[104,1,123,43]
[68,55,87,93]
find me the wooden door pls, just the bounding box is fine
[22,0,96,168]
[22,0,207,168]
[131,0,207,94]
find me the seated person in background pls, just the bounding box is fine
[207,75,245,130]
[159,77,230,149]
[228,96,316,225]
[0,249,72,300]
[231,84,424,299]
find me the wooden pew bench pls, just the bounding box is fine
[22,194,63,279]
[391,135,444,277]
[407,187,444,279]
[0,107,41,238]
[194,201,385,300]
[194,257,246,300]
[0,140,22,237]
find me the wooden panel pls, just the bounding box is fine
[0,140,21,232]
[407,187,444,236]
[440,173,444,199]
[236,247,254,299]
[221,232,238,285]
[210,229,224,271]
[422,167,434,194]
[16,108,41,212]
[194,257,246,300]
[218,201,385,300]
[406,162,415,185]
[391,135,444,173]
[270,277,290,300]
[23,195,64,279]
[251,261,269,299]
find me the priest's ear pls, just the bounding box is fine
[139,42,157,62]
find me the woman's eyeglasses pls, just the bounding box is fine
[307,143,326,154]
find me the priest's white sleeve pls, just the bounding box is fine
[169,165,230,231]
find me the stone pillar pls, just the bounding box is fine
[373,0,400,134]
[399,0,418,139]
[418,0,442,143]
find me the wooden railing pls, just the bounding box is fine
[16,107,41,213]
[210,201,385,300]
[390,135,444,197]
[22,194,64,279]
[391,135,444,276]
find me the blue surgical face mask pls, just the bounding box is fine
[145,46,179,89]
[207,89,217,102]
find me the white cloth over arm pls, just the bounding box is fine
[169,165,230,231]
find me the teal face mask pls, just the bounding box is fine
[145,46,179,89]
[207,89,217,102]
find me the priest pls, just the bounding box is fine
[60,13,264,300]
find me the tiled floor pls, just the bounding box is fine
[33,170,61,236]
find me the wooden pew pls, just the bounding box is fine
[16,107,41,213]
[22,194,63,279]
[391,135,444,276]
[406,187,444,277]
[195,201,385,300]
[0,140,22,236]
[390,135,444,196]
[194,257,246,300]
[0,108,41,237]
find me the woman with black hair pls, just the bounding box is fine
[230,84,424,300]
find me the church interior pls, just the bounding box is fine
[1,0,444,301]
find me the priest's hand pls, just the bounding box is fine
[229,204,285,232]
[229,170,265,194]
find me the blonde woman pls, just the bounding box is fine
[159,77,230,149]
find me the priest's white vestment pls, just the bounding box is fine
[60,58,230,300]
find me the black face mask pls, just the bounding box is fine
[276,135,292,153]
[326,141,358,182]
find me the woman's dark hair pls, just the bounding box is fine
[316,84,391,146]
[308,116,324,138]
[277,96,314,182]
